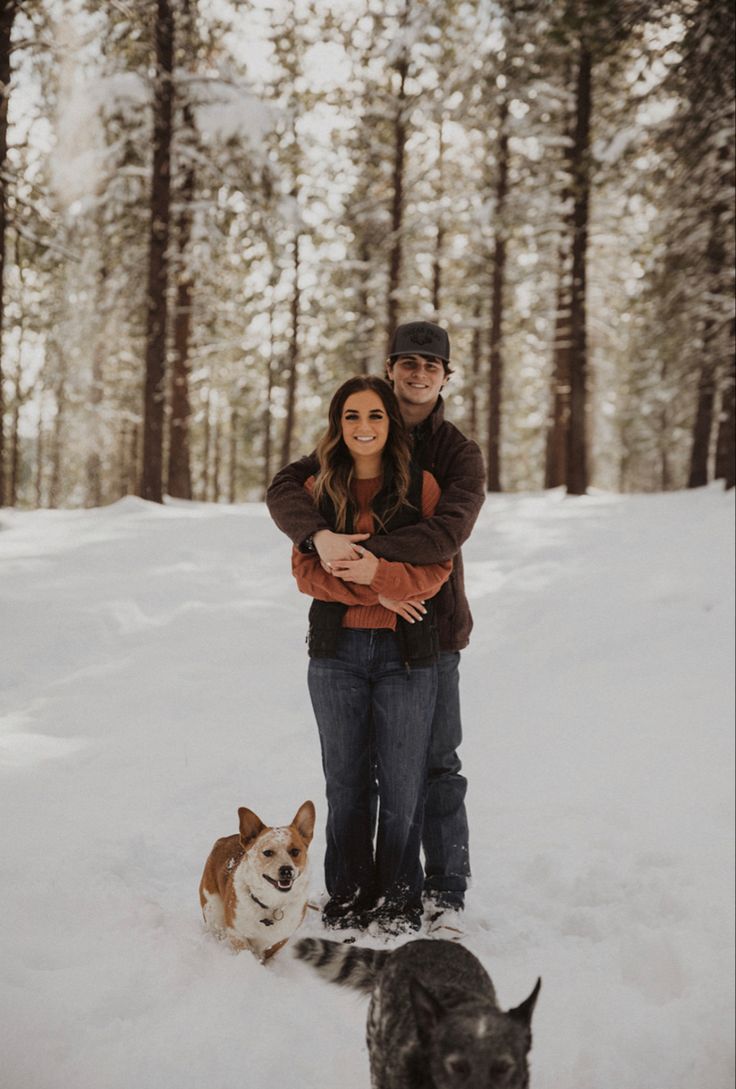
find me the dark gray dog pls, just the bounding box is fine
[294,937,541,1089]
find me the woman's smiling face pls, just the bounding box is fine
[341,390,390,467]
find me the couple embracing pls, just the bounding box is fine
[267,321,485,937]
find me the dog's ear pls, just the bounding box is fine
[292,800,316,846]
[238,807,265,847]
[507,977,541,1033]
[409,976,444,1041]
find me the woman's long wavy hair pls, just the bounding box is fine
[312,376,413,532]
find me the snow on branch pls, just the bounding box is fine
[185,73,276,156]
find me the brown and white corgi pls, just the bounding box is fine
[199,800,315,961]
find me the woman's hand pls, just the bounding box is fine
[378,595,428,623]
[329,546,379,585]
[313,529,369,563]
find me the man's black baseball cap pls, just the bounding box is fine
[388,321,450,363]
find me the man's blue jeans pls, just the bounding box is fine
[422,651,470,905]
[307,629,437,915]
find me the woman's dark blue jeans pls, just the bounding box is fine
[307,628,437,916]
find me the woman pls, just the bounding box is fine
[292,375,451,934]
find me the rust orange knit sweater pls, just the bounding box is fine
[292,472,452,631]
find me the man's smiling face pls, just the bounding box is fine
[386,354,448,413]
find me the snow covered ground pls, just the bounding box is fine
[0,487,733,1089]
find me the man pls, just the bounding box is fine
[266,320,486,932]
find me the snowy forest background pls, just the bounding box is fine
[0,0,734,510]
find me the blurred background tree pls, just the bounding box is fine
[0,0,733,507]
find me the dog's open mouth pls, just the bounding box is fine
[263,874,295,893]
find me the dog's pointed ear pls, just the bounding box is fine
[292,800,315,846]
[410,976,444,1041]
[508,977,541,1030]
[238,807,265,847]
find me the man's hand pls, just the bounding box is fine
[378,595,427,623]
[313,529,369,563]
[329,546,379,585]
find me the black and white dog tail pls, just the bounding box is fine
[293,938,390,993]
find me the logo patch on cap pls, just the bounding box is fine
[409,325,436,347]
[389,320,450,362]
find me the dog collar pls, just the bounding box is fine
[250,892,284,927]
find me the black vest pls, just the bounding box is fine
[307,464,439,668]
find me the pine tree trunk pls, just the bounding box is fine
[386,55,408,349]
[487,97,509,494]
[201,384,211,500]
[688,196,728,488]
[715,323,735,489]
[86,257,107,508]
[468,297,483,443]
[262,389,272,498]
[687,359,716,487]
[431,224,444,315]
[128,424,140,496]
[544,259,572,488]
[139,0,174,503]
[357,240,372,374]
[431,123,444,316]
[658,414,672,491]
[212,416,221,503]
[566,43,592,496]
[262,294,275,498]
[280,231,300,467]
[0,1,17,507]
[544,56,574,491]
[167,0,194,500]
[9,376,20,505]
[8,240,23,506]
[85,391,104,506]
[35,400,44,507]
[167,145,194,499]
[228,406,237,503]
[117,422,128,498]
[49,362,67,510]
